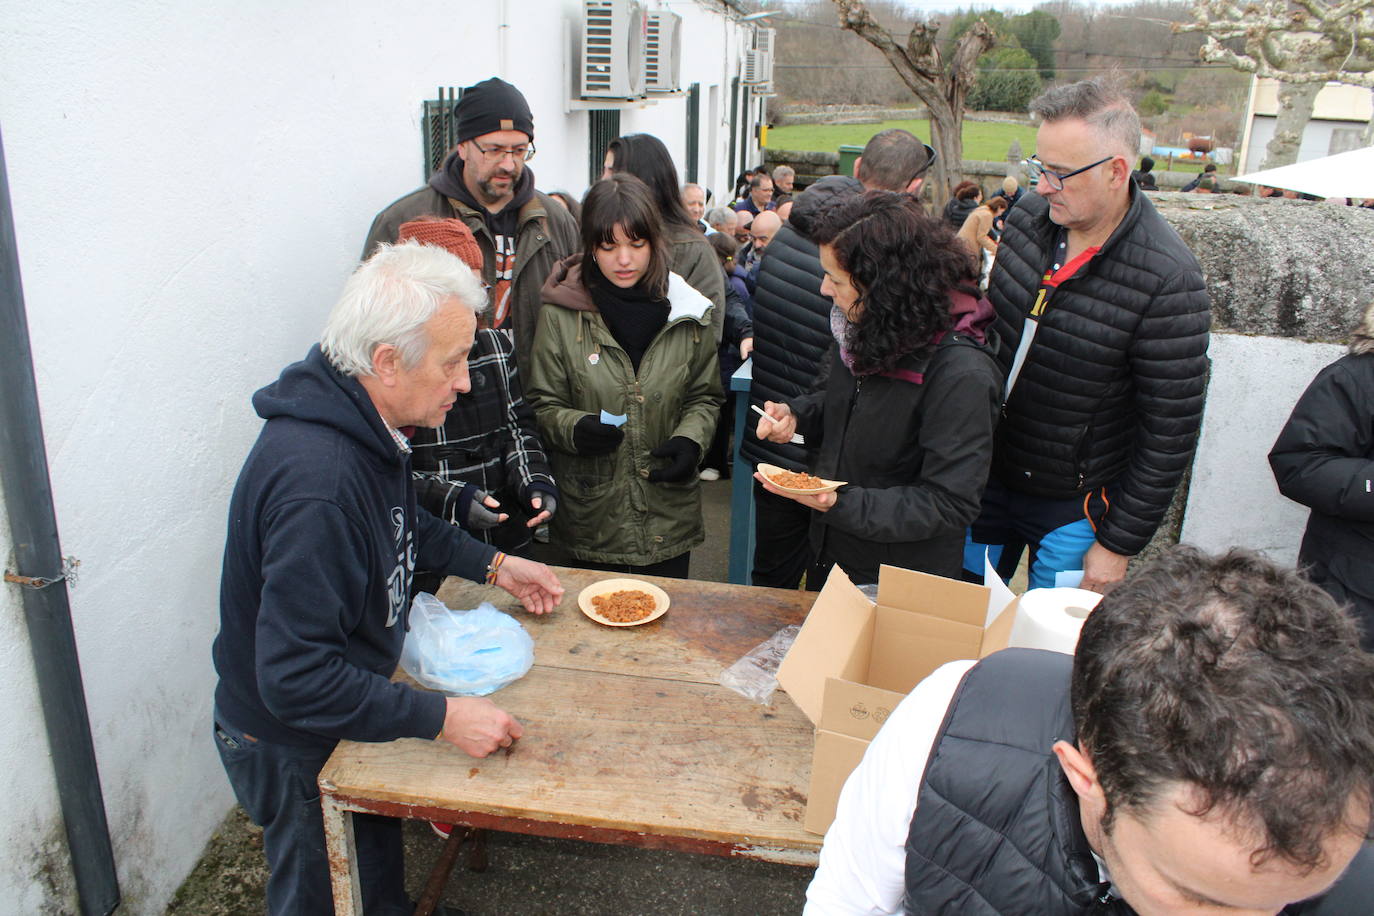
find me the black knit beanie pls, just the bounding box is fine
[454,77,534,144]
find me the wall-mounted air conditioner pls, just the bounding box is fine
[755,26,776,57]
[581,0,647,100]
[742,26,775,90]
[645,10,682,93]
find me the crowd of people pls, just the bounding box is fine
[211,73,1373,914]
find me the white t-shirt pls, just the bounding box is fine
[803,660,977,916]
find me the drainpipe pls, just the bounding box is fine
[0,125,120,915]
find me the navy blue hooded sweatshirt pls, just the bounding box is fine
[213,345,497,748]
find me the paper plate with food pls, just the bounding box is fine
[577,578,671,627]
[756,463,846,496]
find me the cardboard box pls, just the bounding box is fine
[777,564,1016,835]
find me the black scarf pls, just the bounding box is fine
[587,266,670,373]
[429,151,535,244]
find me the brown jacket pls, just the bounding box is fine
[362,186,580,372]
[956,205,998,257]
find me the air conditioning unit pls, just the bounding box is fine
[581,0,647,100]
[755,26,776,57]
[742,26,775,89]
[645,10,682,93]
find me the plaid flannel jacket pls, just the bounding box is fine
[410,328,556,548]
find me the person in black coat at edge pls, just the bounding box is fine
[754,191,1002,585]
[1270,301,1374,649]
[740,175,861,588]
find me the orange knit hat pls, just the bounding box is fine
[396,218,484,274]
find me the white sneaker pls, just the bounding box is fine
[699,468,721,481]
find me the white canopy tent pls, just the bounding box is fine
[1233,146,1374,199]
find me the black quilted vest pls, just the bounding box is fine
[904,649,1373,915]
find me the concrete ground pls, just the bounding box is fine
[168,476,815,915]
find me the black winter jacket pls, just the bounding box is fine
[987,187,1210,556]
[906,649,1374,915]
[789,321,1001,584]
[942,195,979,230]
[1269,349,1374,643]
[741,224,833,471]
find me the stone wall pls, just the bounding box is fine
[1161,194,1374,561]
[1152,193,1374,339]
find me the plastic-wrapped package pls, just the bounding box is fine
[718,624,801,704]
[400,594,534,696]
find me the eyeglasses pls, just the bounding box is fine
[913,143,938,181]
[469,139,536,162]
[1024,155,1114,191]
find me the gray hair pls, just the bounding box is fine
[1030,77,1141,160]
[1352,301,1374,356]
[705,206,736,230]
[681,182,704,196]
[321,240,487,377]
[771,165,795,182]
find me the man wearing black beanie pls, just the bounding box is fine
[363,77,579,373]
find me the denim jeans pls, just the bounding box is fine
[213,712,409,915]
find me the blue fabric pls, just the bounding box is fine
[964,478,1108,586]
[1029,519,1097,589]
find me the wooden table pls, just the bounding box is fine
[318,567,821,914]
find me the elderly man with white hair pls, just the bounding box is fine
[211,240,563,916]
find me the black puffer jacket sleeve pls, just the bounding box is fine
[1269,355,1374,523]
[1098,267,1211,555]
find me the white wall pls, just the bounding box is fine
[1243,115,1369,172]
[1180,333,1345,565]
[0,1,758,911]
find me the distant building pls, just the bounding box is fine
[1239,77,1373,172]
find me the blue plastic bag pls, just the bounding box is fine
[399,594,534,696]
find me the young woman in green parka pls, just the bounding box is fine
[526,173,722,578]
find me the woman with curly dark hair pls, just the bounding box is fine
[753,190,1002,583]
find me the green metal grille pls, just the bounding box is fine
[588,109,621,186]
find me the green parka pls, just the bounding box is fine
[527,258,723,566]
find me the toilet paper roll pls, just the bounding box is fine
[1008,587,1103,655]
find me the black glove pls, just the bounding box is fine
[572,415,624,456]
[456,484,505,530]
[647,436,701,483]
[523,483,559,521]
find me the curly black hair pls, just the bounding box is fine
[809,190,978,375]
[1073,546,1374,870]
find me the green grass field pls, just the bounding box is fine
[765,117,1038,162]
[765,118,1224,174]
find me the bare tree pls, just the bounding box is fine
[1176,0,1374,166]
[832,0,996,193]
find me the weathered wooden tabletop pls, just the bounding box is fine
[318,567,821,867]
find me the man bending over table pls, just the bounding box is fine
[211,240,563,915]
[807,546,1374,915]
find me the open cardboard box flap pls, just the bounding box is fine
[778,565,1017,729]
[780,564,1018,834]
[776,565,876,725]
